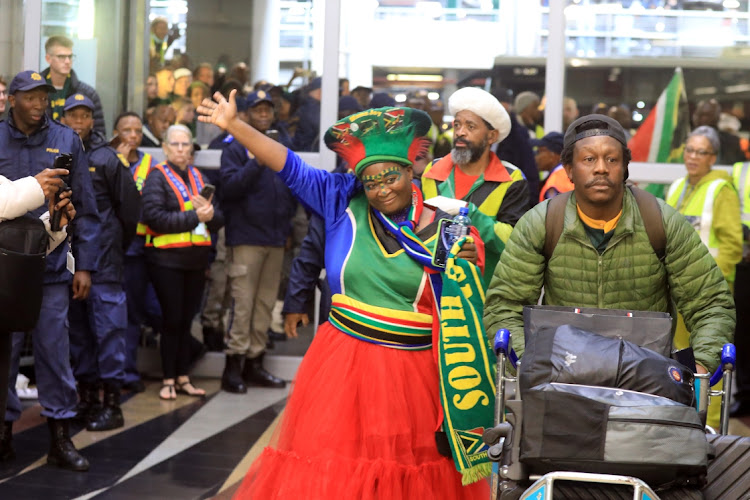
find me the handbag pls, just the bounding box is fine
[0,214,49,332]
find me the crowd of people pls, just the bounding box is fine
[0,17,747,498]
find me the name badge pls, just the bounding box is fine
[66,251,76,275]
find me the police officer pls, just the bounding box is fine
[220,90,296,392]
[63,95,141,431]
[0,71,100,471]
[115,111,162,394]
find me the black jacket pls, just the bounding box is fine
[84,132,141,283]
[41,68,106,136]
[495,111,540,205]
[142,162,224,270]
[219,135,297,247]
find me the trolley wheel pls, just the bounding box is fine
[702,434,750,500]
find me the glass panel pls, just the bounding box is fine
[39,0,128,133]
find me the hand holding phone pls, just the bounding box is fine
[199,184,215,200]
[50,154,73,231]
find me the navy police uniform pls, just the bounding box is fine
[0,80,100,423]
[69,126,141,391]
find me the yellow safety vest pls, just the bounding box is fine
[732,162,750,231]
[133,153,152,236]
[666,176,729,258]
[144,162,212,249]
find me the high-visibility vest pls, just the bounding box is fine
[732,162,750,232]
[133,153,152,236]
[666,176,729,258]
[539,164,574,202]
[144,162,212,249]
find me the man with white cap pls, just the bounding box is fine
[422,86,530,243]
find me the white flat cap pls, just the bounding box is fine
[449,87,511,143]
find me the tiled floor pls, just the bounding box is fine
[2,323,750,500]
[0,377,289,500]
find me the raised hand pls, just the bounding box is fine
[197,90,238,131]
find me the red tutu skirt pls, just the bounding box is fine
[233,322,489,499]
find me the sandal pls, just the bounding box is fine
[159,383,176,401]
[176,379,206,398]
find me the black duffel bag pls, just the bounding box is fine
[520,323,695,407]
[520,382,708,489]
[0,214,48,332]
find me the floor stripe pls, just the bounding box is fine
[86,403,284,499]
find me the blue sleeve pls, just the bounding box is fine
[69,137,101,271]
[219,141,263,201]
[277,150,358,222]
[283,214,325,314]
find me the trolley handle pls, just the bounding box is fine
[709,343,736,387]
[493,329,518,369]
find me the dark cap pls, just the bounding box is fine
[9,70,55,95]
[369,92,396,108]
[63,93,95,112]
[530,131,564,154]
[246,90,273,108]
[307,77,322,91]
[338,96,362,113]
[234,95,249,112]
[563,114,627,151]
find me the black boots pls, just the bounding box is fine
[0,421,14,462]
[86,383,124,432]
[221,354,247,394]
[242,353,286,388]
[75,382,101,422]
[47,418,89,471]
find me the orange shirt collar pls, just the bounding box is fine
[424,152,512,183]
[577,205,623,233]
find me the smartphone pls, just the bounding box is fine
[432,218,459,269]
[200,184,215,199]
[50,153,73,231]
[266,129,280,142]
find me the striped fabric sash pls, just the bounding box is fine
[328,294,433,350]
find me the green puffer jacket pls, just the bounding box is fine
[483,189,735,373]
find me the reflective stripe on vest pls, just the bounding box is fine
[144,162,211,249]
[133,153,152,236]
[732,162,750,228]
[666,177,727,258]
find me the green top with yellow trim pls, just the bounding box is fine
[422,153,530,245]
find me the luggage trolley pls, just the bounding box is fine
[482,309,738,500]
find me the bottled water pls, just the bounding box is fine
[446,206,471,246]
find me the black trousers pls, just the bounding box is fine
[148,265,206,380]
[734,260,750,402]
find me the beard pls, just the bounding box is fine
[451,136,488,166]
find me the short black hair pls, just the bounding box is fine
[561,118,632,181]
[113,111,142,130]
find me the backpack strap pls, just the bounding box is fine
[543,191,571,261]
[628,185,666,261]
[544,187,665,261]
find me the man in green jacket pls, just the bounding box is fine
[483,115,735,374]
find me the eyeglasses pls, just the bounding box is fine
[50,53,75,62]
[168,142,191,149]
[684,147,715,157]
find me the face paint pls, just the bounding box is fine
[362,165,402,192]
